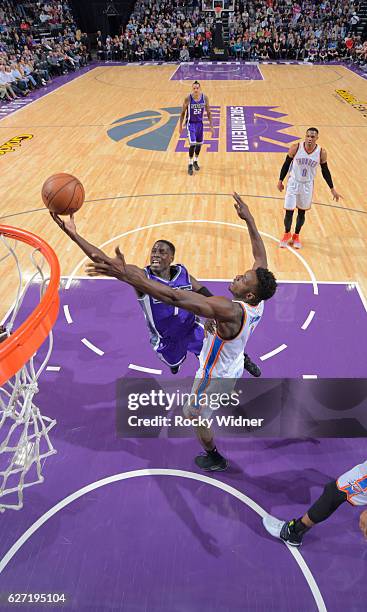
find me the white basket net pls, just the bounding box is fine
[0,234,57,512]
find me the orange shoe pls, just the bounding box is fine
[292,233,302,249]
[279,232,291,248]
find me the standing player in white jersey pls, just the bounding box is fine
[85,194,277,471]
[263,460,367,546]
[278,127,342,249]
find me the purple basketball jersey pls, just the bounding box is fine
[138,265,197,343]
[187,93,205,124]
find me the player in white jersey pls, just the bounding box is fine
[277,127,342,249]
[85,193,277,471]
[263,460,367,546]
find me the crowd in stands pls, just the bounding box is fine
[228,0,367,64]
[96,0,215,62]
[1,0,367,103]
[0,1,90,105]
[94,0,367,66]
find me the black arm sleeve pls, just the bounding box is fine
[320,162,334,189]
[279,155,293,181]
[196,286,213,297]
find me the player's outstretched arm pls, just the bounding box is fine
[50,212,110,263]
[179,96,189,134]
[86,248,237,321]
[277,142,298,192]
[320,148,343,202]
[233,193,267,269]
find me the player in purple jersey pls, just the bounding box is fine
[179,80,215,176]
[50,216,261,377]
[136,239,205,373]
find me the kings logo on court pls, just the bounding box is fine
[107,106,298,153]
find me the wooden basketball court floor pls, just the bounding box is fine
[1,62,367,611]
[1,62,366,289]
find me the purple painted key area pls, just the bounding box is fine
[0,280,366,610]
[55,279,366,379]
[171,62,263,81]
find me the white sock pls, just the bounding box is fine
[194,156,198,162]
[189,158,193,165]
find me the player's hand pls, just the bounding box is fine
[277,180,284,192]
[331,188,343,202]
[86,246,127,281]
[204,318,216,337]
[233,192,252,220]
[359,510,367,539]
[0,325,8,344]
[50,212,77,237]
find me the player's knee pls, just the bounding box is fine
[189,145,195,157]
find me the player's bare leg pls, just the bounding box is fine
[188,145,195,175]
[193,144,201,171]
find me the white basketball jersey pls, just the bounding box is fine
[337,460,367,506]
[289,142,321,184]
[195,300,264,380]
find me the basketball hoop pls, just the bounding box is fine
[0,225,60,511]
[214,6,222,19]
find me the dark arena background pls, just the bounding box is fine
[1,0,367,610]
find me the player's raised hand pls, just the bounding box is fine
[233,192,252,220]
[86,246,127,280]
[331,188,343,202]
[277,180,284,192]
[50,212,77,237]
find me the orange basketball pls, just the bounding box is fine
[42,173,85,216]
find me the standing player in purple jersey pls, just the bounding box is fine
[179,80,215,176]
[50,216,261,377]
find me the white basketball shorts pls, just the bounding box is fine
[336,460,367,506]
[284,178,314,211]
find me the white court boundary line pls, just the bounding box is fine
[257,63,265,81]
[63,304,73,324]
[128,364,162,375]
[260,344,287,361]
[355,282,367,312]
[0,469,327,611]
[301,310,315,330]
[0,68,94,123]
[81,338,104,356]
[170,63,182,80]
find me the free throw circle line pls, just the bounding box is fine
[0,469,326,611]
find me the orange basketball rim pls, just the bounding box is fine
[0,225,60,386]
